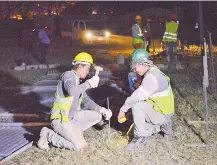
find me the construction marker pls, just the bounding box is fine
[107,97,110,139]
[118,116,127,123]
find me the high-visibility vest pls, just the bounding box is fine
[132,24,144,45]
[50,72,83,123]
[146,73,174,115]
[162,21,178,43]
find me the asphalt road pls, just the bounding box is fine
[60,34,162,53]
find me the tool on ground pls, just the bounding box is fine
[118,111,132,123]
[94,66,103,76]
[118,116,127,123]
[126,123,135,140]
[107,97,110,139]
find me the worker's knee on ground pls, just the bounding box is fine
[70,133,87,151]
[74,141,88,152]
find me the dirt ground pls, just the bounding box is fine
[1,36,217,165]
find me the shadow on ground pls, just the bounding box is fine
[0,69,52,144]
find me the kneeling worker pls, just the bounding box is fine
[37,52,112,152]
[118,50,174,151]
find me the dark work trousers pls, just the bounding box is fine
[165,42,177,71]
[146,37,151,53]
[39,43,49,63]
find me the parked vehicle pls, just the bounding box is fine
[61,19,111,44]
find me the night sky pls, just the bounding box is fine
[73,1,217,40]
[75,1,217,16]
[72,1,217,28]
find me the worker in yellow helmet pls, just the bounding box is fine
[37,52,112,152]
[132,15,144,49]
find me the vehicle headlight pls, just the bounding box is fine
[105,31,110,37]
[86,32,92,39]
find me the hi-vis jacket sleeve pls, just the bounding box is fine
[120,74,159,113]
[63,72,101,111]
[63,71,90,97]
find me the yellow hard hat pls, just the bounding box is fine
[72,52,93,65]
[135,15,142,20]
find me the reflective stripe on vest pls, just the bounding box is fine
[146,73,174,115]
[50,78,73,122]
[50,71,82,123]
[135,24,143,37]
[163,32,177,41]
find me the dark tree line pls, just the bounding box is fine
[0,1,76,20]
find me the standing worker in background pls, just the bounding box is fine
[118,49,174,151]
[38,24,50,63]
[37,52,112,152]
[132,15,144,49]
[162,14,179,72]
[129,15,144,93]
[143,18,152,53]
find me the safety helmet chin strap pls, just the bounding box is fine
[137,58,153,67]
[141,61,153,67]
[72,61,91,66]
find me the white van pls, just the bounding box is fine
[61,19,111,44]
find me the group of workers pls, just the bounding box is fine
[132,14,179,71]
[37,13,177,152]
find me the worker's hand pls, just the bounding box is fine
[117,111,126,123]
[100,107,112,120]
[86,76,99,88]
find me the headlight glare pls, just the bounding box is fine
[86,32,92,39]
[105,31,110,37]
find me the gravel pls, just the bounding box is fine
[2,38,217,165]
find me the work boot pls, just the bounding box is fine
[94,120,107,130]
[159,120,173,140]
[125,135,148,151]
[37,127,50,150]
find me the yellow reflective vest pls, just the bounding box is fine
[162,21,178,43]
[146,73,174,115]
[50,72,83,123]
[132,24,144,45]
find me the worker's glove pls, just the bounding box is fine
[86,76,99,88]
[100,107,112,120]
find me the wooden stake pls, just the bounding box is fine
[188,120,217,124]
